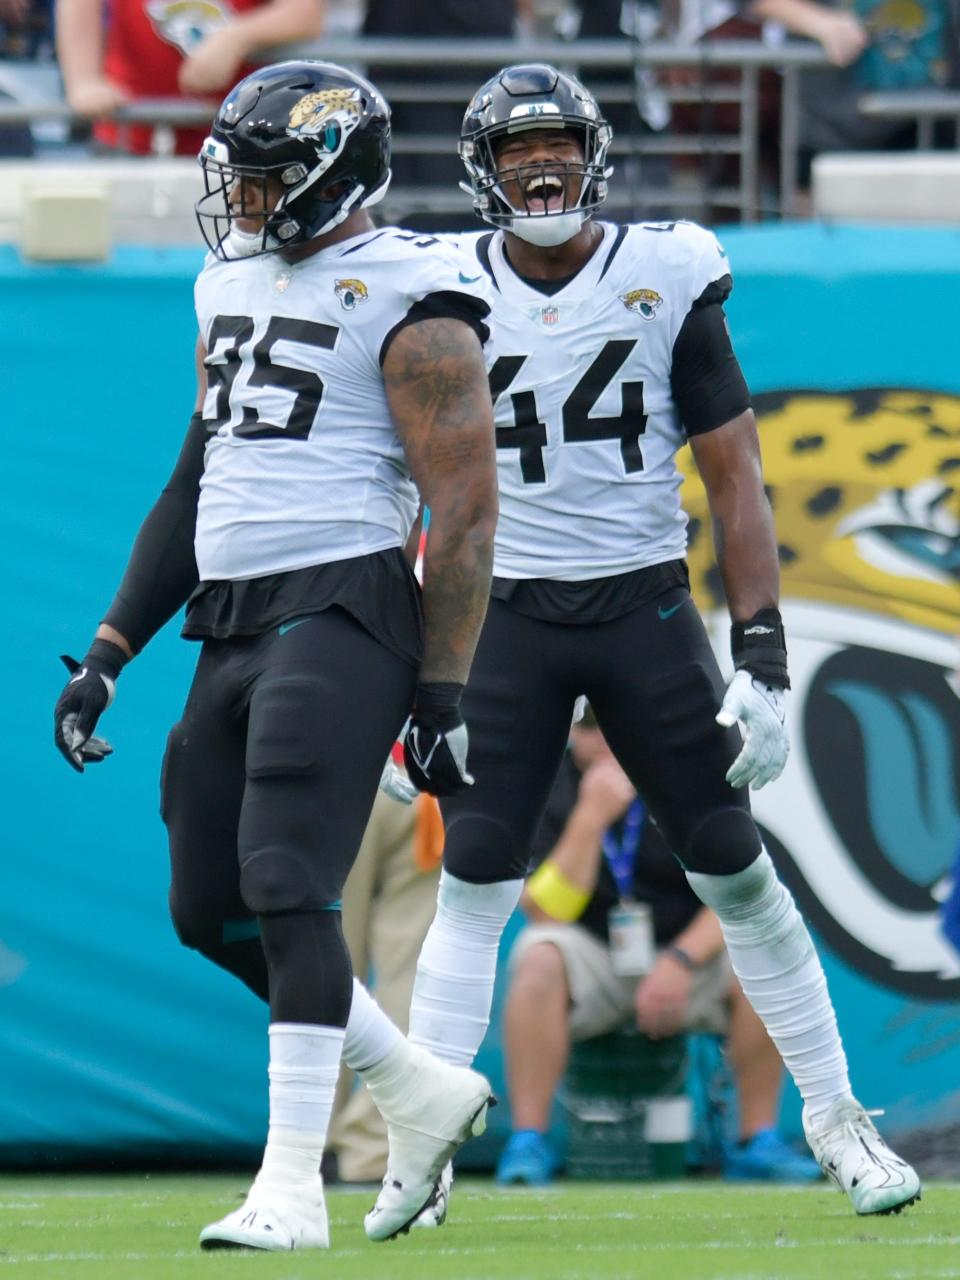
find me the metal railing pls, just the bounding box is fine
[858,90,960,148]
[2,37,836,222]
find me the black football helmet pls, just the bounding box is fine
[459,63,612,241]
[196,60,391,260]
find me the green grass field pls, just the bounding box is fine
[1,1175,958,1280]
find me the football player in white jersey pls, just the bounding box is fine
[53,61,501,1251]
[384,63,920,1232]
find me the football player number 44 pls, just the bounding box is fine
[491,339,647,483]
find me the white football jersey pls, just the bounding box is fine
[193,228,491,582]
[452,219,732,580]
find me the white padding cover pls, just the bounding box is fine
[813,152,960,222]
[0,159,202,247]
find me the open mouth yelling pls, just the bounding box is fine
[523,172,566,214]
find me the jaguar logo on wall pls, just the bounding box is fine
[681,388,960,998]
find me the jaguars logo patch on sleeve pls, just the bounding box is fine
[619,288,663,320]
[334,279,369,311]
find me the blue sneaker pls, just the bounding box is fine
[724,1128,822,1182]
[495,1130,557,1186]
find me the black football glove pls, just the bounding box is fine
[54,639,127,772]
[403,682,474,797]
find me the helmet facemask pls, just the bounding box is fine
[461,117,612,246]
[197,149,305,259]
[195,67,391,262]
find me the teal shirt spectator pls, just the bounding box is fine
[854,0,950,89]
[798,0,958,165]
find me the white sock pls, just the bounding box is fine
[360,1038,427,1112]
[342,978,403,1072]
[257,1022,344,1187]
[686,852,852,1130]
[408,871,524,1066]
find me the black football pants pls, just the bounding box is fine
[441,584,760,884]
[161,607,417,1025]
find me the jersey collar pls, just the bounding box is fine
[489,222,620,303]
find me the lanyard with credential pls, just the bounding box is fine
[601,798,646,900]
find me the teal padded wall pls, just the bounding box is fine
[2,226,959,1164]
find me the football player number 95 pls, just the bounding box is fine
[205,313,340,439]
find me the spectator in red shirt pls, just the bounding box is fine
[56,0,326,154]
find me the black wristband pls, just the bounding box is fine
[730,607,790,690]
[413,681,464,731]
[85,638,129,681]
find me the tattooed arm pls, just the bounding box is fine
[383,316,498,685]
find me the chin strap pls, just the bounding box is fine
[225,226,272,258]
[508,209,588,247]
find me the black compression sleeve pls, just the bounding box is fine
[670,302,751,436]
[101,413,206,653]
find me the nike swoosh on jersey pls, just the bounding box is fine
[278,616,313,637]
[458,272,483,284]
[657,601,685,620]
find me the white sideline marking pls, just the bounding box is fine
[1,1233,955,1267]
[0,1250,198,1264]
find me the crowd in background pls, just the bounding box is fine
[1,0,958,206]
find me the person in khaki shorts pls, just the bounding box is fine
[496,717,820,1186]
[327,787,444,1183]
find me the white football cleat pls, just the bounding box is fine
[411,1161,453,1230]
[199,1178,329,1251]
[803,1097,921,1216]
[364,1049,493,1241]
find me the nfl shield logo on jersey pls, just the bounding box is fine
[540,305,560,327]
[335,278,369,310]
[620,288,663,320]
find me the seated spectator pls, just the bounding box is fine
[55,0,326,155]
[496,716,821,1185]
[749,0,959,185]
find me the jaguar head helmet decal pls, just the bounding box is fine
[287,87,363,156]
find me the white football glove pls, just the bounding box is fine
[378,757,419,805]
[716,669,789,791]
